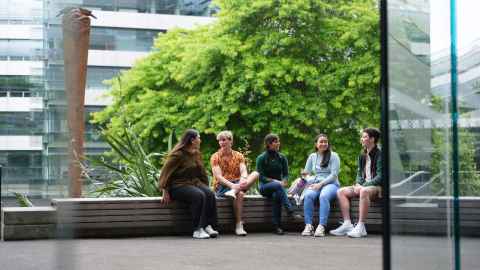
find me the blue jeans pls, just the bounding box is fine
[302,183,339,226]
[259,181,293,226]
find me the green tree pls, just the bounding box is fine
[93,0,380,184]
[431,128,480,196]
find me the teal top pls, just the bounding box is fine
[255,150,289,185]
[303,151,340,186]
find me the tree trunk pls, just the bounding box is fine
[60,8,95,197]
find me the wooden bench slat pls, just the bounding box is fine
[2,207,57,225]
[3,196,480,240]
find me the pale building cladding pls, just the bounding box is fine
[0,0,216,200]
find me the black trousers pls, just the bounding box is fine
[170,184,218,230]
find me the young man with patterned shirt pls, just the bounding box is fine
[210,131,259,236]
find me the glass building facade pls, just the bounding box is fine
[0,0,214,200]
[0,1,479,269]
[386,0,480,269]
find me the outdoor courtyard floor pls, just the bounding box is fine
[0,234,478,270]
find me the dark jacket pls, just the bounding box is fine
[355,146,382,187]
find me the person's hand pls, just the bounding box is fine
[239,180,248,190]
[308,183,323,191]
[231,183,241,191]
[161,189,171,204]
[280,180,288,188]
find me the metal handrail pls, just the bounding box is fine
[391,170,429,189]
[407,172,444,196]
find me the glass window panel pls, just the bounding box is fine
[117,0,147,12]
[456,1,480,269]
[0,112,44,135]
[0,40,43,58]
[154,0,178,14]
[83,0,115,11]
[388,0,458,269]
[89,27,163,51]
[86,66,126,89]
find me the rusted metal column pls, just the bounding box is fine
[59,8,95,197]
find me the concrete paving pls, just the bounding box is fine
[1,233,382,270]
[1,234,478,270]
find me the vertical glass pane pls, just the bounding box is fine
[456,1,480,269]
[388,0,460,269]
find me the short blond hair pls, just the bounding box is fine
[216,130,233,141]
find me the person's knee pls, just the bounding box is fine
[337,188,347,197]
[359,188,371,199]
[271,181,283,190]
[192,190,206,203]
[304,190,317,201]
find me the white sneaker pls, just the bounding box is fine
[329,222,354,236]
[204,225,219,238]
[314,224,325,237]
[293,194,301,206]
[301,224,314,236]
[224,189,236,199]
[235,222,247,236]
[347,223,367,238]
[193,228,210,239]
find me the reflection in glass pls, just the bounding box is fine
[0,112,44,135]
[388,0,454,269]
[82,0,215,16]
[387,0,480,269]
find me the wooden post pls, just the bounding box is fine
[59,8,96,197]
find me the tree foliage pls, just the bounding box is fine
[93,0,380,184]
[431,129,480,196]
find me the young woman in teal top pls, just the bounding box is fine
[256,133,301,235]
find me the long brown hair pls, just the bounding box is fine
[314,134,331,168]
[170,129,200,154]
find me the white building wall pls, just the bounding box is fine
[0,61,43,76]
[0,97,43,112]
[85,89,112,106]
[0,136,43,150]
[91,11,216,30]
[88,50,149,67]
[0,25,43,40]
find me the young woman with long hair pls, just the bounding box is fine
[299,134,340,237]
[158,129,218,239]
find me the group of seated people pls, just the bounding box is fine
[158,127,382,239]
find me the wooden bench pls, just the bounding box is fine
[390,196,480,236]
[5,195,479,241]
[1,195,382,240]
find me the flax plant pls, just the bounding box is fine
[83,126,174,197]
